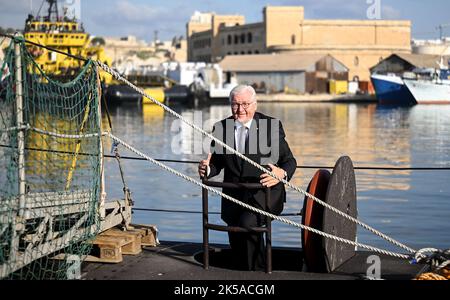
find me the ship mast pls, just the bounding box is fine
[47,0,59,22]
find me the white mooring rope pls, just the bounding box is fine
[2,123,438,261]
[96,61,418,255]
[104,131,411,260]
[1,124,100,139]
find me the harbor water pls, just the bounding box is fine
[103,102,450,253]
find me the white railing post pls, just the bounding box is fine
[14,36,26,219]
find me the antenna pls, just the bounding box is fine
[436,23,450,40]
[154,30,159,45]
[47,0,59,21]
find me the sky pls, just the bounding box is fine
[1,0,449,42]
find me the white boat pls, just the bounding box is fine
[161,62,238,103]
[403,58,450,104]
[403,78,450,104]
[195,64,238,101]
[373,57,450,105]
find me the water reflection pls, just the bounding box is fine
[26,111,99,192]
[256,103,413,192]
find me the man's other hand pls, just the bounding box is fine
[198,153,212,178]
[260,164,285,187]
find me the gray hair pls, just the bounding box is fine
[229,85,257,103]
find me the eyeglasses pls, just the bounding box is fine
[231,102,255,110]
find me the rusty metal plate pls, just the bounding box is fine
[301,169,331,273]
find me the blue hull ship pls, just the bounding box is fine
[370,74,417,106]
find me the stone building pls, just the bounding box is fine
[219,54,348,94]
[104,35,187,71]
[187,6,411,81]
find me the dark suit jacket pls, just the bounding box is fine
[207,112,297,225]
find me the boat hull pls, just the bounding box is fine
[370,74,416,105]
[403,79,450,104]
[164,84,193,105]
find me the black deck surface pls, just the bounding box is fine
[81,240,425,280]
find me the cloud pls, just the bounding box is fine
[88,0,191,40]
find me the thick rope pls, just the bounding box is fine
[0,124,100,139]
[0,113,422,258]
[0,80,419,256]
[414,248,450,271]
[3,124,434,260]
[96,61,416,255]
[1,37,440,260]
[104,131,410,260]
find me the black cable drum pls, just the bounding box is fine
[323,156,358,272]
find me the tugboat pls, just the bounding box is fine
[23,0,112,83]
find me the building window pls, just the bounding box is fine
[234,52,238,55]
[240,33,245,44]
[248,50,252,54]
[354,56,359,66]
[291,34,296,45]
[241,51,245,55]
[255,50,260,54]
[228,35,232,45]
[193,38,211,49]
[247,33,253,44]
[227,52,231,55]
[234,35,239,44]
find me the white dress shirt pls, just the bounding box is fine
[234,119,253,152]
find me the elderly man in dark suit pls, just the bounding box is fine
[198,85,297,271]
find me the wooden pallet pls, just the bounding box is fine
[100,228,142,255]
[84,235,133,263]
[130,224,159,247]
[51,235,132,263]
[51,224,159,264]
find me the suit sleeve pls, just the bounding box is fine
[207,123,224,178]
[276,120,297,181]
